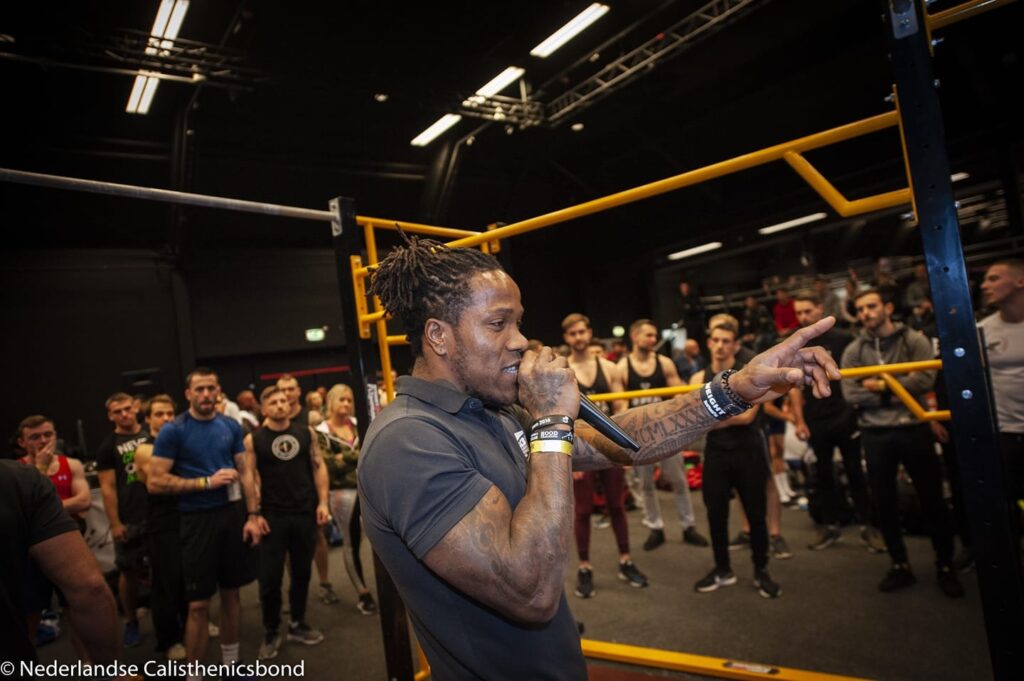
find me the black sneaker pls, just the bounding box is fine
[754,569,781,599]
[860,526,887,554]
[808,526,841,551]
[617,560,648,588]
[952,547,974,574]
[937,566,965,598]
[683,526,710,547]
[357,592,378,615]
[879,563,916,592]
[694,568,737,593]
[771,535,793,560]
[574,568,595,598]
[728,531,750,551]
[642,529,665,551]
[287,621,325,645]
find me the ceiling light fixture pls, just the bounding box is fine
[126,0,191,115]
[530,3,611,58]
[951,171,969,183]
[667,241,723,261]
[475,66,525,98]
[757,212,828,235]
[415,67,525,146]
[411,114,463,147]
[373,93,389,102]
[571,122,584,132]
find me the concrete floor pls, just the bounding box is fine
[38,489,992,680]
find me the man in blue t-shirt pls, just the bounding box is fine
[149,367,263,677]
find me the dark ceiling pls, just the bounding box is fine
[1,0,1021,286]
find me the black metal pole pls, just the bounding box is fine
[329,196,415,681]
[882,2,1024,678]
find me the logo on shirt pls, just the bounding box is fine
[514,430,529,460]
[271,434,301,461]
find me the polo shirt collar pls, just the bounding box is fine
[395,375,484,415]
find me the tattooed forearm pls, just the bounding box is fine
[572,392,716,471]
[147,470,205,495]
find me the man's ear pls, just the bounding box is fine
[424,318,450,357]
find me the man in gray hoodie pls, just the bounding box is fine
[841,289,963,598]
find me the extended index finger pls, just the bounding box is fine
[779,316,836,353]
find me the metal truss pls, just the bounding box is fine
[546,0,765,126]
[0,26,263,91]
[457,93,545,129]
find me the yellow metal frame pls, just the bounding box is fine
[589,360,949,423]
[581,640,872,681]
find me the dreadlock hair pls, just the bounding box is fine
[369,233,504,359]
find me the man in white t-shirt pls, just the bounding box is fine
[978,259,1024,559]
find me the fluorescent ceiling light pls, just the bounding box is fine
[475,67,525,98]
[757,212,828,235]
[951,172,969,183]
[667,241,722,261]
[411,114,463,147]
[530,3,610,58]
[127,0,190,115]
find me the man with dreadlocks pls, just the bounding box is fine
[357,234,840,681]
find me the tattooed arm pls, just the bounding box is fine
[309,427,330,525]
[146,456,239,495]
[572,317,841,471]
[422,347,579,624]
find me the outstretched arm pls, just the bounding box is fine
[572,317,841,470]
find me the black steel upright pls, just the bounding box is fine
[883,2,1024,678]
[329,197,416,681]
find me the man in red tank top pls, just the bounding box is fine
[18,415,90,515]
[17,414,94,661]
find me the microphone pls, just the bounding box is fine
[578,395,640,451]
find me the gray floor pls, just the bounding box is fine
[39,490,993,680]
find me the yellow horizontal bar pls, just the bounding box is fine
[582,639,872,681]
[361,310,386,324]
[782,152,911,217]
[928,0,1015,30]
[446,111,899,249]
[879,373,950,422]
[589,384,700,403]
[839,359,941,379]
[386,334,409,345]
[354,266,371,278]
[357,215,481,239]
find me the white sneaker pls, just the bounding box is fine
[208,622,220,638]
[166,643,186,661]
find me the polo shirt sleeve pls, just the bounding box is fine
[152,421,179,460]
[360,418,492,560]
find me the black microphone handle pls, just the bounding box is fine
[578,394,641,452]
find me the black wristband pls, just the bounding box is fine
[700,370,751,421]
[530,415,573,431]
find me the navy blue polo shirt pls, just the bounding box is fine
[358,376,586,681]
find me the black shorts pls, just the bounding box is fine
[179,501,256,602]
[114,523,148,572]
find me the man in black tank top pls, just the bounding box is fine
[617,319,708,551]
[689,323,780,598]
[245,386,330,658]
[562,314,648,596]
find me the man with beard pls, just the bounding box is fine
[96,392,151,648]
[978,260,1024,564]
[357,235,839,680]
[841,290,963,598]
[148,368,263,679]
[561,313,646,597]
[618,319,708,552]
